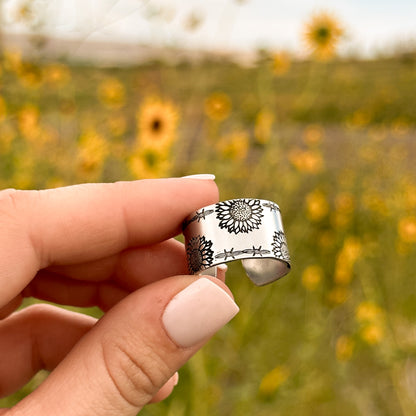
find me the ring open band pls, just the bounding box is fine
[183,198,291,286]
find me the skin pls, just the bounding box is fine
[0,178,232,416]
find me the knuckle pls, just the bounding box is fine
[0,189,20,219]
[101,337,169,409]
[0,188,39,226]
[1,188,27,210]
[0,188,46,266]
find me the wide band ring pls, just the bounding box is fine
[183,198,291,286]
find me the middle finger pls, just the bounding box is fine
[46,238,188,290]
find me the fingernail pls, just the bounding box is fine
[172,372,179,386]
[181,174,216,180]
[162,278,239,348]
[216,264,228,282]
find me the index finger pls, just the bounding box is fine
[0,178,218,306]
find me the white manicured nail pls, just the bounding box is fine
[172,372,179,386]
[216,264,228,281]
[162,278,239,348]
[181,174,216,180]
[217,264,228,272]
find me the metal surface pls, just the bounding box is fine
[183,198,291,286]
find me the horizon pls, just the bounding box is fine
[2,0,416,59]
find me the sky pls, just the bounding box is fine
[2,0,416,56]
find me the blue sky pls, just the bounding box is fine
[3,0,416,56]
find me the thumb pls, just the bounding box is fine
[13,276,239,416]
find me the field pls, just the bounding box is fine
[1,46,416,415]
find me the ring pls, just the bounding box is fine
[183,198,291,286]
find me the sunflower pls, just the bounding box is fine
[303,11,344,60]
[18,104,40,140]
[272,231,291,264]
[288,148,324,174]
[98,77,126,109]
[217,130,249,160]
[398,216,416,243]
[43,63,71,86]
[17,62,43,89]
[186,236,214,274]
[3,49,22,73]
[137,97,179,151]
[77,128,109,174]
[216,199,263,234]
[254,109,274,145]
[129,146,172,179]
[204,92,232,122]
[305,189,329,221]
[259,366,289,398]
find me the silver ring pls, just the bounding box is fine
[183,198,291,286]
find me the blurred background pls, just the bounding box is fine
[1,0,416,414]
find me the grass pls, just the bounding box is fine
[1,49,416,415]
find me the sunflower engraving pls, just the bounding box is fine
[186,236,214,274]
[216,199,263,234]
[272,231,291,264]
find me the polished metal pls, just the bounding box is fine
[183,198,291,286]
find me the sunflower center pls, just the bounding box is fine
[316,26,330,42]
[190,249,203,270]
[151,118,162,132]
[230,201,252,221]
[144,150,157,167]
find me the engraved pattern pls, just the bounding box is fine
[242,246,271,256]
[195,208,215,221]
[183,208,215,229]
[184,199,291,280]
[215,248,244,261]
[187,236,214,274]
[216,199,263,234]
[215,246,271,261]
[272,231,291,264]
[262,202,281,212]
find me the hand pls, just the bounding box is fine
[0,178,239,415]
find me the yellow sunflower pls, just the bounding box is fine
[303,11,344,60]
[98,77,126,109]
[18,104,40,141]
[3,49,22,73]
[398,216,416,243]
[217,130,249,160]
[43,63,71,86]
[17,62,43,89]
[254,109,274,144]
[204,92,232,122]
[77,128,109,174]
[136,97,179,152]
[258,366,289,398]
[336,335,354,362]
[129,146,172,179]
[305,189,329,222]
